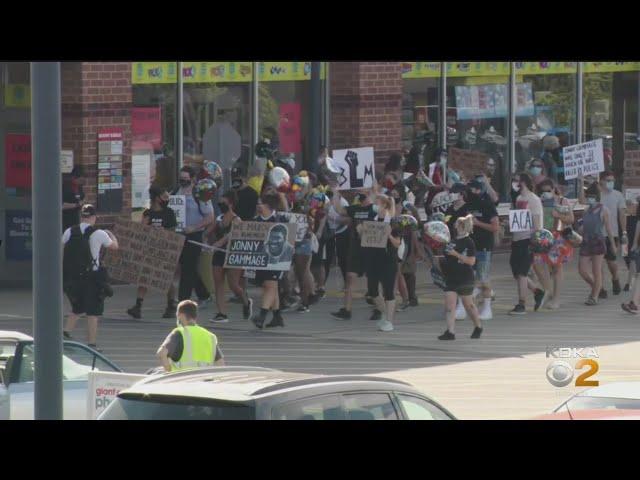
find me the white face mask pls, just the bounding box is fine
[512,182,520,192]
[372,204,379,214]
[605,181,614,191]
[541,192,554,200]
[587,197,597,206]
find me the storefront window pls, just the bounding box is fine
[0,62,32,282]
[131,62,178,213]
[401,62,441,170]
[446,62,510,200]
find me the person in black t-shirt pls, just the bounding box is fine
[231,165,260,221]
[62,166,85,231]
[444,182,471,320]
[438,214,483,341]
[466,180,499,320]
[126,185,178,320]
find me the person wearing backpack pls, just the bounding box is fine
[62,204,119,350]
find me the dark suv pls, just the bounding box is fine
[98,367,456,420]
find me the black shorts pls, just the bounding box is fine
[255,269,284,285]
[605,237,619,261]
[64,273,104,316]
[367,258,398,301]
[444,283,475,296]
[311,237,326,267]
[346,241,366,277]
[510,239,533,278]
[212,251,226,268]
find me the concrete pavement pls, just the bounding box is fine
[2,252,640,419]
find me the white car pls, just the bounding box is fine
[0,330,122,419]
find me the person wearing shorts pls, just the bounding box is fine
[438,215,483,341]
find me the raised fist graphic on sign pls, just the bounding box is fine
[345,150,363,188]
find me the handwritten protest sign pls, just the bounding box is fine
[279,211,308,242]
[332,147,375,190]
[563,139,604,180]
[360,221,391,248]
[448,147,490,180]
[509,209,533,233]
[224,221,296,271]
[168,195,186,232]
[103,219,185,292]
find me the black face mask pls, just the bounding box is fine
[231,178,243,189]
[159,199,169,208]
[179,179,191,188]
[218,202,230,214]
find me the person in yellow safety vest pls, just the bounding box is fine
[156,300,225,372]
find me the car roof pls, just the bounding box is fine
[575,382,640,400]
[0,330,33,342]
[121,367,414,403]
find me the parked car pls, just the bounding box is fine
[533,382,640,420]
[98,367,456,420]
[0,330,122,419]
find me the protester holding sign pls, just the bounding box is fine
[126,185,178,320]
[207,190,253,324]
[578,182,617,306]
[508,173,546,315]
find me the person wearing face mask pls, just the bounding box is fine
[355,194,401,332]
[510,174,522,207]
[230,164,260,221]
[528,158,547,186]
[578,182,617,306]
[156,300,224,372]
[206,190,253,324]
[595,171,626,297]
[126,185,178,320]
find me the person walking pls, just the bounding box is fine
[578,182,617,306]
[621,199,640,313]
[126,185,178,320]
[438,215,483,340]
[156,300,225,372]
[175,166,215,304]
[207,190,253,323]
[62,165,85,232]
[63,204,119,351]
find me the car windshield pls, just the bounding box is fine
[99,395,256,420]
[564,396,640,414]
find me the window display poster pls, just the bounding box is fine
[5,133,31,189]
[455,83,534,119]
[131,107,162,151]
[5,210,32,261]
[278,103,302,154]
[132,153,151,209]
[61,150,74,174]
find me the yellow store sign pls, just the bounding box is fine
[181,62,253,83]
[583,62,640,73]
[4,84,31,108]
[131,62,178,84]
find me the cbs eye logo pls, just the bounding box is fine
[545,347,600,388]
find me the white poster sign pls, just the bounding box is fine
[169,195,186,232]
[61,150,74,174]
[132,154,151,209]
[563,138,605,180]
[279,211,308,242]
[509,209,533,233]
[331,147,375,190]
[87,371,147,419]
[625,188,640,202]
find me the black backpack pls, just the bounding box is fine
[63,225,96,284]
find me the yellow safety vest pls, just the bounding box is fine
[170,325,218,372]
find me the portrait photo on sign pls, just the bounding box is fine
[331,147,375,190]
[224,221,296,271]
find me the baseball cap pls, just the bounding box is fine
[467,179,483,191]
[450,183,467,194]
[81,204,96,217]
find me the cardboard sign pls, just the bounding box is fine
[169,195,186,232]
[224,221,296,271]
[279,211,308,242]
[360,221,391,248]
[103,219,185,292]
[448,147,490,180]
[5,133,31,189]
[332,147,375,190]
[625,188,640,203]
[87,372,147,420]
[563,138,605,180]
[509,209,533,233]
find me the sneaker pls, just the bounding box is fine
[162,303,176,319]
[377,320,394,332]
[397,301,410,312]
[509,304,526,315]
[370,309,382,321]
[534,289,546,311]
[545,302,560,310]
[210,313,229,324]
[316,288,326,300]
[622,302,638,314]
[409,298,418,307]
[297,305,310,313]
[455,301,466,320]
[585,296,598,306]
[63,331,72,340]
[308,294,321,306]
[438,330,456,340]
[126,305,142,320]
[198,296,213,309]
[599,289,608,299]
[266,313,285,328]
[613,279,622,295]
[251,312,266,330]
[331,308,352,320]
[624,283,630,292]
[470,327,483,339]
[365,296,375,306]
[282,296,301,312]
[478,306,493,321]
[87,343,103,353]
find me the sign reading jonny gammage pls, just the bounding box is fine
[225,221,296,271]
[103,218,185,292]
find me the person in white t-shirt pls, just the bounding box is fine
[598,171,627,297]
[62,204,119,351]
